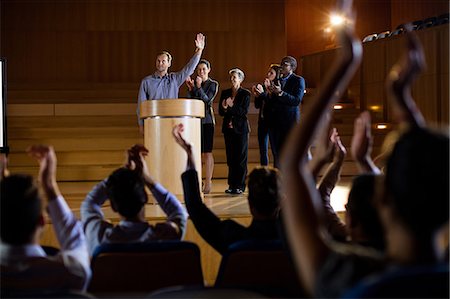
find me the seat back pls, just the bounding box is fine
[88,241,204,295]
[362,33,378,43]
[376,31,391,40]
[215,240,304,297]
[342,264,449,298]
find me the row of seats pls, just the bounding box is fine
[41,240,303,298]
[362,12,449,42]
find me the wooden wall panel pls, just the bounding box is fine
[1,0,286,97]
[391,0,449,30]
[300,24,449,127]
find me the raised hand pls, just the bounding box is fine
[386,28,426,128]
[0,153,9,181]
[126,144,148,171]
[195,33,206,51]
[350,111,380,174]
[27,145,61,200]
[172,124,195,170]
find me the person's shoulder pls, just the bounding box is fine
[141,74,154,81]
[240,88,251,96]
[290,73,303,80]
[209,78,219,86]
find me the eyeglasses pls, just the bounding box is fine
[282,62,291,67]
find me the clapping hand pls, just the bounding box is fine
[186,77,194,91]
[126,144,148,172]
[27,145,60,200]
[350,111,381,174]
[252,84,264,96]
[195,76,202,88]
[226,97,234,107]
[0,153,9,181]
[270,81,282,96]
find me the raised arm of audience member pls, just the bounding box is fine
[386,28,426,128]
[81,144,187,254]
[317,128,348,241]
[173,124,235,254]
[28,145,91,290]
[279,0,363,294]
[350,111,381,174]
[128,144,188,237]
[173,125,223,248]
[307,115,335,179]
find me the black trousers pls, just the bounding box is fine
[224,128,248,191]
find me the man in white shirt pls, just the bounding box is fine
[0,145,91,295]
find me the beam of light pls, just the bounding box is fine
[330,14,345,26]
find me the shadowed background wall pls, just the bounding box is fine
[1,0,448,97]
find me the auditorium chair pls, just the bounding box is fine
[148,285,267,298]
[88,241,204,296]
[362,33,378,43]
[376,31,391,40]
[214,240,305,298]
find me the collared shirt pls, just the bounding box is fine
[280,73,292,89]
[137,53,201,125]
[1,196,91,292]
[80,179,188,256]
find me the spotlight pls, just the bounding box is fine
[330,14,345,26]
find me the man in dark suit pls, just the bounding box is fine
[267,56,306,168]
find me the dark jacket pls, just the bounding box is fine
[266,73,305,127]
[181,169,280,254]
[218,87,251,134]
[187,78,219,125]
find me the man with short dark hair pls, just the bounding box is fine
[266,55,306,168]
[80,144,188,256]
[136,33,206,135]
[0,146,91,293]
[173,124,281,255]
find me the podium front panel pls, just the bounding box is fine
[144,116,202,201]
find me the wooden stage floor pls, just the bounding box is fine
[73,178,351,222]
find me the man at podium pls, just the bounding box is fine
[136,33,206,135]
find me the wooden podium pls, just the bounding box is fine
[140,99,204,200]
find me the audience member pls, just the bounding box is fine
[186,59,219,194]
[252,64,281,166]
[267,55,306,168]
[313,115,385,250]
[1,146,91,293]
[280,6,449,297]
[218,68,251,194]
[173,124,281,255]
[80,144,188,255]
[137,33,206,135]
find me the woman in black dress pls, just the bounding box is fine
[186,59,219,194]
